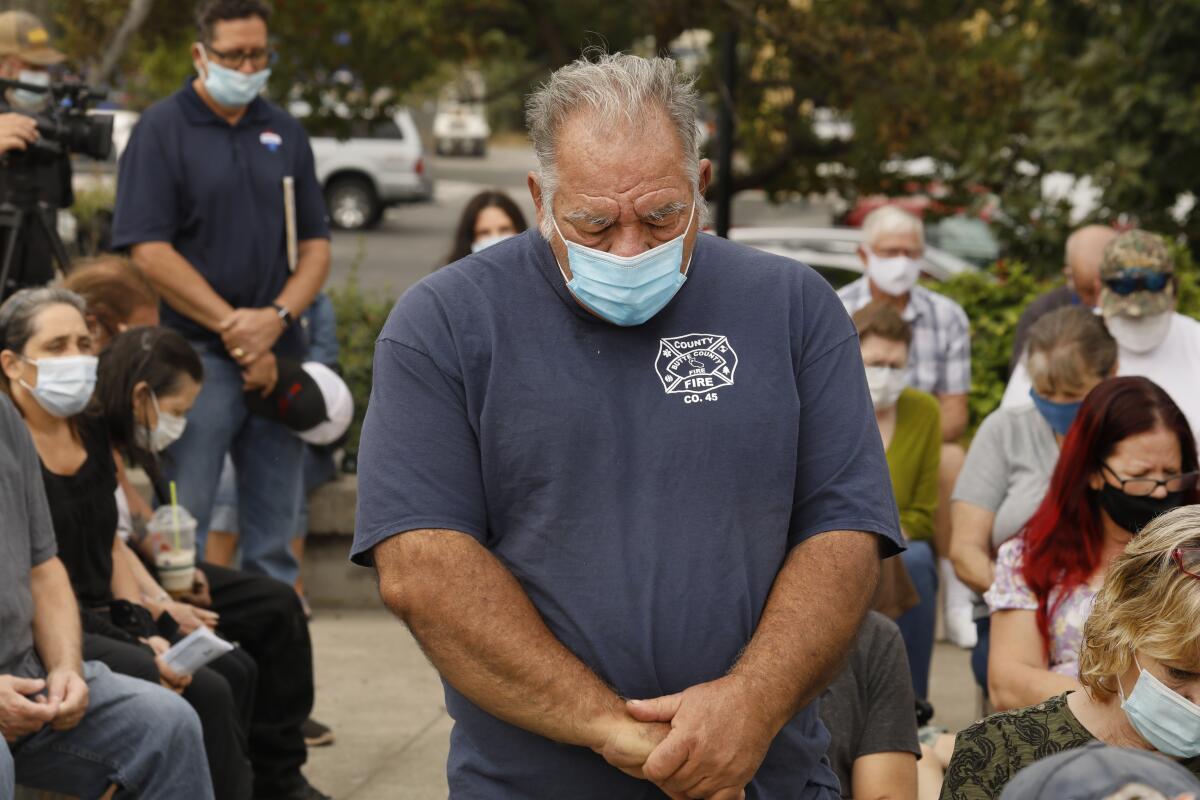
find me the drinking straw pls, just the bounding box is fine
[169,480,181,551]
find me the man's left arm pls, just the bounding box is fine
[29,558,88,731]
[220,129,331,364]
[629,532,880,799]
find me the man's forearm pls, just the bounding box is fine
[375,529,626,750]
[274,238,330,318]
[730,531,881,733]
[939,395,968,442]
[131,242,234,332]
[30,559,83,674]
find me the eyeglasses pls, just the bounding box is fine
[204,44,275,69]
[1172,546,1200,580]
[1102,463,1200,496]
[1104,269,1171,296]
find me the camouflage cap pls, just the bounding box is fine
[1099,229,1175,318]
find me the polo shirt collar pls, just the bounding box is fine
[179,76,272,127]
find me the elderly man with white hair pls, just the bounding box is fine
[352,52,903,799]
[838,206,977,670]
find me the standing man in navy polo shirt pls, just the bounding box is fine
[354,52,903,799]
[112,0,330,585]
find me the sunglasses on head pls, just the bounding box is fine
[1105,269,1171,296]
[1173,546,1200,580]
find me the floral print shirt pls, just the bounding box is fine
[983,537,1097,676]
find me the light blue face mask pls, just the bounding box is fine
[199,50,270,108]
[10,69,50,111]
[19,354,98,418]
[1119,655,1200,758]
[551,204,694,327]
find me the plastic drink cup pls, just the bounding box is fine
[146,504,198,595]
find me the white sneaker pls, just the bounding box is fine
[941,558,978,649]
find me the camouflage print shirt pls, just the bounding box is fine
[940,693,1200,799]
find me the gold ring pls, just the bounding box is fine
[232,347,246,359]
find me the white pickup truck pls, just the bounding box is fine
[307,108,434,230]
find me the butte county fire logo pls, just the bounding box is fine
[655,333,738,403]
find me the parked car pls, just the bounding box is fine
[306,108,433,231]
[842,194,1002,268]
[724,226,979,289]
[433,100,489,157]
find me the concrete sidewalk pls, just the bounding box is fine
[304,610,979,798]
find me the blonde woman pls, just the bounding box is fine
[940,504,1200,799]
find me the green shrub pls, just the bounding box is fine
[329,264,395,455]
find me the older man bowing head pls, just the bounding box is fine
[352,52,903,799]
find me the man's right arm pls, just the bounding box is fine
[130,242,235,333]
[374,528,670,773]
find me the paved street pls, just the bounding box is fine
[304,609,978,798]
[326,145,832,300]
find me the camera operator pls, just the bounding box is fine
[0,10,72,297]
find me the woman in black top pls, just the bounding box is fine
[0,287,254,800]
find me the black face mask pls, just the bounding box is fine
[1095,484,1185,534]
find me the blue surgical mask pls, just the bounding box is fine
[19,354,98,418]
[199,50,270,108]
[1029,388,1082,436]
[551,204,694,326]
[1119,656,1200,758]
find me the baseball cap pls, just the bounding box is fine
[0,11,66,66]
[1100,230,1175,319]
[296,361,353,446]
[243,358,327,434]
[999,742,1200,800]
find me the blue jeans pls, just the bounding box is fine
[6,661,213,799]
[166,343,304,584]
[895,540,938,701]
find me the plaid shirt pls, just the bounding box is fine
[838,277,971,396]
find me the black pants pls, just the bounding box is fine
[203,562,314,797]
[83,632,256,800]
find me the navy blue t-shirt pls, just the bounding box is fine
[111,80,329,357]
[352,230,904,799]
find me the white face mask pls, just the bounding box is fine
[471,233,513,253]
[865,249,922,296]
[865,365,907,410]
[19,355,97,418]
[10,69,50,111]
[1107,312,1173,354]
[134,392,187,452]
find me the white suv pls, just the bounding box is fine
[307,108,433,230]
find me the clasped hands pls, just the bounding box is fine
[592,674,776,800]
[0,670,88,743]
[219,307,282,396]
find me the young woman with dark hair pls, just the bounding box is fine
[442,189,529,265]
[986,376,1200,711]
[97,327,330,800]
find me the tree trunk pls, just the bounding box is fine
[88,0,156,87]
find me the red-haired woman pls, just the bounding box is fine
[986,376,1200,711]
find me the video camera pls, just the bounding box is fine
[0,77,113,161]
[0,76,114,298]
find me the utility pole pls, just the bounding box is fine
[714,24,737,238]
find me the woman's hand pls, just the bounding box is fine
[140,636,192,694]
[165,601,219,635]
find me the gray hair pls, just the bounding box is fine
[861,205,925,250]
[1025,305,1117,396]
[526,51,704,239]
[0,286,88,355]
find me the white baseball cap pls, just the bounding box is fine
[297,361,354,446]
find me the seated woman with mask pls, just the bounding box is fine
[985,376,1199,711]
[951,306,1117,689]
[853,300,942,703]
[941,504,1200,799]
[0,287,255,800]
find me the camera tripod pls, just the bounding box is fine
[0,163,73,300]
